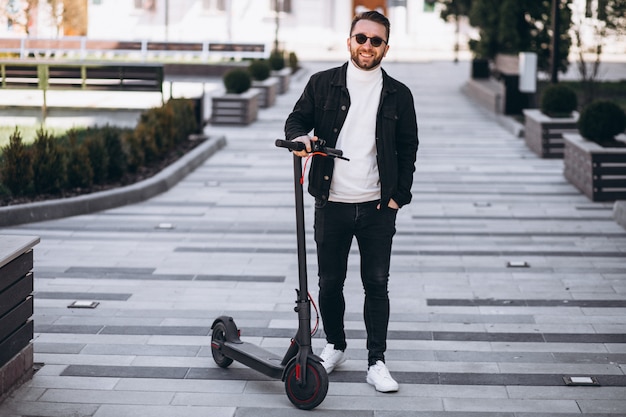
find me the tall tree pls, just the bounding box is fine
[572,0,626,104]
[460,0,572,73]
[438,0,473,62]
[0,0,87,36]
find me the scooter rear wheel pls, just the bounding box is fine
[211,321,234,368]
[284,359,329,410]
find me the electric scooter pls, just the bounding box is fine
[211,138,347,410]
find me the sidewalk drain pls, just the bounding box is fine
[507,260,530,268]
[68,301,100,309]
[563,376,600,386]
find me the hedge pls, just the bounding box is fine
[0,98,200,202]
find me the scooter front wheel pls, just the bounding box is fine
[210,321,234,368]
[284,359,329,410]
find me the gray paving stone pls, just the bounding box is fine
[92,404,235,417]
[1,60,626,415]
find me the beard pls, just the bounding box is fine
[350,47,384,70]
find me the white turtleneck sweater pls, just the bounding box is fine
[329,60,383,203]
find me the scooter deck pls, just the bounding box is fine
[222,340,285,380]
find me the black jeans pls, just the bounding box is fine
[314,200,397,366]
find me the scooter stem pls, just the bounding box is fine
[293,154,309,306]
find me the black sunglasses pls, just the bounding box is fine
[351,33,387,47]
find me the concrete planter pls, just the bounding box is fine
[272,67,291,94]
[563,133,626,202]
[523,109,579,158]
[252,77,279,108]
[211,88,260,125]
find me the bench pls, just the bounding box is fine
[0,61,164,119]
[1,62,163,92]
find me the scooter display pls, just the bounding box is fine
[210,138,347,410]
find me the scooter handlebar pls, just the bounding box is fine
[275,139,305,152]
[275,139,345,159]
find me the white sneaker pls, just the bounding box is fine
[366,360,399,392]
[319,343,346,373]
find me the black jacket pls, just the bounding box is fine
[284,62,418,208]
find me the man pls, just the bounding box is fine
[284,10,418,393]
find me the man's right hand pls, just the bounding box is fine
[292,135,318,157]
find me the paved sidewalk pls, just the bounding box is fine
[1,60,626,416]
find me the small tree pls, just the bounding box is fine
[439,0,473,61]
[0,128,33,196]
[32,127,66,195]
[65,130,94,189]
[464,0,572,73]
[571,0,626,106]
[84,134,109,185]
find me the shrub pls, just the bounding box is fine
[134,111,160,164]
[84,134,109,185]
[65,131,94,189]
[101,126,127,182]
[31,128,66,195]
[269,50,286,71]
[223,68,252,94]
[540,84,578,117]
[125,131,144,173]
[167,98,199,143]
[0,127,33,196]
[136,105,174,159]
[248,59,271,81]
[578,100,626,145]
[288,52,299,73]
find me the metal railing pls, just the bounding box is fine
[0,37,269,61]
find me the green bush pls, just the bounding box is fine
[223,68,252,94]
[540,84,578,117]
[167,98,199,143]
[248,59,271,81]
[84,135,109,185]
[269,50,286,71]
[578,100,626,145]
[125,132,145,173]
[31,128,65,195]
[65,131,94,189]
[0,128,33,196]
[102,126,127,182]
[0,97,199,203]
[136,105,175,158]
[288,52,299,73]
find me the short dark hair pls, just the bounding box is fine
[350,10,390,42]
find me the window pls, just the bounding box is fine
[271,0,292,14]
[203,0,226,12]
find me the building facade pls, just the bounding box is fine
[1,0,469,61]
[0,0,623,62]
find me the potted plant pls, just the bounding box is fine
[211,68,260,125]
[248,59,279,108]
[563,100,626,201]
[523,84,579,158]
[269,50,291,94]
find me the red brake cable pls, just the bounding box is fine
[300,152,327,184]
